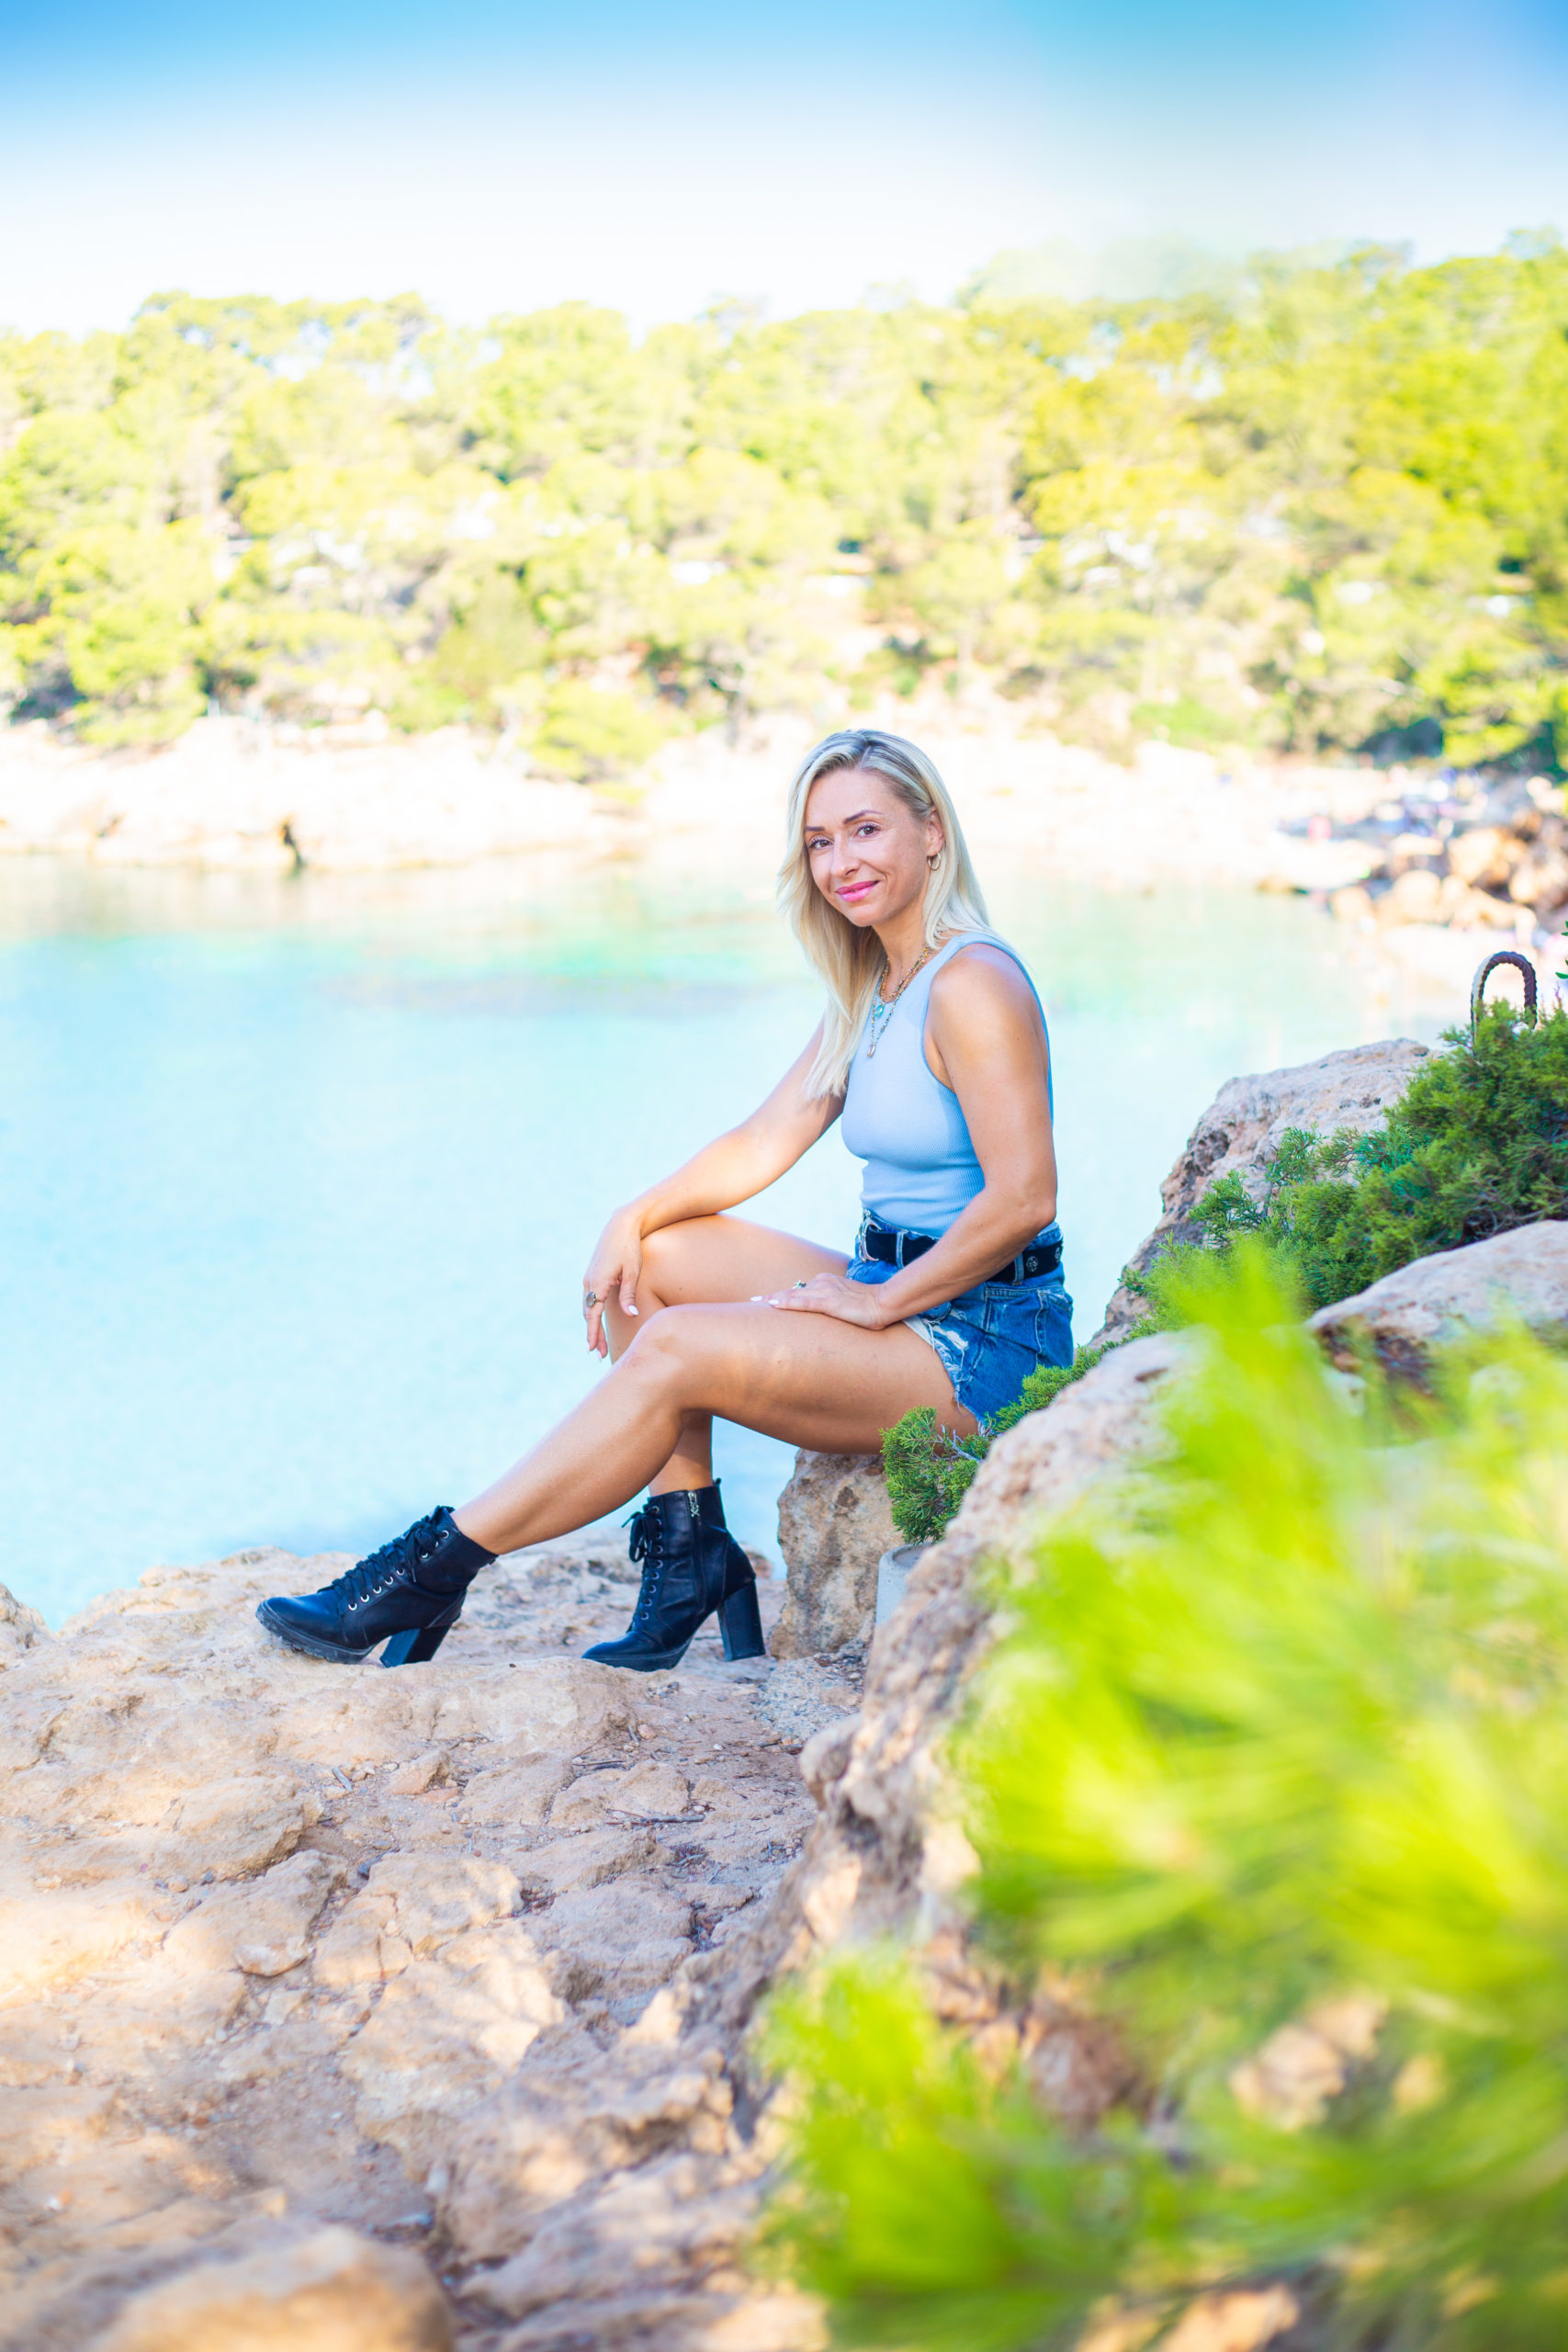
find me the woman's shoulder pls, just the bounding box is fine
[927,932,1040,1035]
[930,930,1037,999]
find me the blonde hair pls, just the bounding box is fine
[778,729,989,1099]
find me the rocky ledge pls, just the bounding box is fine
[11,1031,1568,2352]
[0,1536,849,2350]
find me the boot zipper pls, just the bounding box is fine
[687,1493,701,1526]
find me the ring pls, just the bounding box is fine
[584,1291,599,1307]
[793,1278,807,1288]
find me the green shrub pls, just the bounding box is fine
[883,1351,1107,1545]
[768,1246,1568,2348]
[1190,1003,1568,1309]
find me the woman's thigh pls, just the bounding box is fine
[621,1298,977,1450]
[635,1216,849,1313]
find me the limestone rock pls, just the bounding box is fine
[535,1878,695,2002]
[0,1580,50,1669]
[89,2225,453,2351]
[721,1335,1184,2045]
[164,1852,344,1979]
[1310,1220,1568,1375]
[1094,1037,1431,1344]
[772,1450,896,1657]
[340,1922,563,2162]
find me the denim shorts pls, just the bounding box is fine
[844,1216,1074,1427]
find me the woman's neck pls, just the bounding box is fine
[874,905,942,982]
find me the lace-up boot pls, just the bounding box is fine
[583,1483,765,1672]
[255,1507,495,1667]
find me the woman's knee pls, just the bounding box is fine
[619,1302,714,1385]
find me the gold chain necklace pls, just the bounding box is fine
[865,941,938,1057]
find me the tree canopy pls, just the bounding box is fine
[2,241,1565,773]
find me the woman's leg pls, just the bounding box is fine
[602,1216,849,1495]
[454,1292,974,1555]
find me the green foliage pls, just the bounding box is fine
[2,245,1566,762]
[1188,1005,1568,1308]
[882,1350,1106,1544]
[769,1252,1568,2347]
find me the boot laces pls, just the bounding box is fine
[625,1504,668,1629]
[332,1510,447,1613]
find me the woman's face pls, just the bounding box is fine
[803,766,942,933]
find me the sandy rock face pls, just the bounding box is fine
[1094,1038,1432,1343]
[1310,1220,1568,1374]
[0,1532,824,2352]
[725,1336,1184,2050]
[772,1451,896,1657]
[90,2225,453,2350]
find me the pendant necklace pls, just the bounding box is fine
[866,941,938,1057]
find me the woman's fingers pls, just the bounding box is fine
[750,1273,886,1329]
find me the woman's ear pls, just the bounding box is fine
[926,817,945,868]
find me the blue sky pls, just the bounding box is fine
[4,0,1565,331]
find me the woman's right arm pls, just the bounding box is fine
[582,1027,841,1351]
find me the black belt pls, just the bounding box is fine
[860,1221,1062,1285]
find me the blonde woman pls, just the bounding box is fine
[258,729,1070,1672]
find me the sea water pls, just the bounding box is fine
[0,853,1455,1622]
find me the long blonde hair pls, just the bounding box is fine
[778,729,989,1099]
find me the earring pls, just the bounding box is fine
[928,850,943,869]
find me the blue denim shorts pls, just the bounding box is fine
[844,1216,1074,1427]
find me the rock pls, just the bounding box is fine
[1378,866,1442,924]
[457,1751,576,1829]
[513,1826,657,1897]
[0,1581,50,1669]
[773,1450,897,1657]
[535,1879,695,2001]
[1448,824,1522,890]
[164,1852,343,1979]
[340,1922,563,2163]
[1310,1221,1568,1376]
[1094,1038,1431,1343]
[89,2225,453,2350]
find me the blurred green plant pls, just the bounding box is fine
[768,1245,1568,2348]
[2,244,1565,763]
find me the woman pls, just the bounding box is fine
[257,729,1071,1673]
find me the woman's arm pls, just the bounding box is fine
[583,1027,842,1351]
[764,947,1056,1330]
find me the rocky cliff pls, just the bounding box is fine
[8,1033,1564,2351]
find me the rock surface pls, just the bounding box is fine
[771,1451,895,1658]
[91,2226,453,2351]
[1094,1038,1432,1343]
[0,1532,829,2351]
[1310,1219,1568,1374]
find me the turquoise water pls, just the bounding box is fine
[0,854,1454,1623]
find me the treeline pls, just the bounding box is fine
[2,239,1565,772]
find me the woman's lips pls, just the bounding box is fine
[836,879,877,902]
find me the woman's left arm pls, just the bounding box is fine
[762,946,1056,1329]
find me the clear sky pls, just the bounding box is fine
[3,0,1565,333]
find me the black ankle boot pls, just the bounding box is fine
[256,1507,495,1667]
[584,1485,765,1673]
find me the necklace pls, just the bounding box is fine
[865,941,938,1057]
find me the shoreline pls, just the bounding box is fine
[3,702,1562,1011]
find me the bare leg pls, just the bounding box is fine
[602,1217,850,1497]
[454,1280,972,1555]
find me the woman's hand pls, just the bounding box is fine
[582,1209,645,1357]
[753,1272,894,1330]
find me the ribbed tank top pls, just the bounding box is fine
[840,928,1052,1235]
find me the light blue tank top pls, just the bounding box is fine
[840,929,1052,1235]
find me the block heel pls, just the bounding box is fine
[379,1602,463,1668]
[718,1577,765,1661]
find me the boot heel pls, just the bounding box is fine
[379,1603,462,1668]
[718,1578,765,1661]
